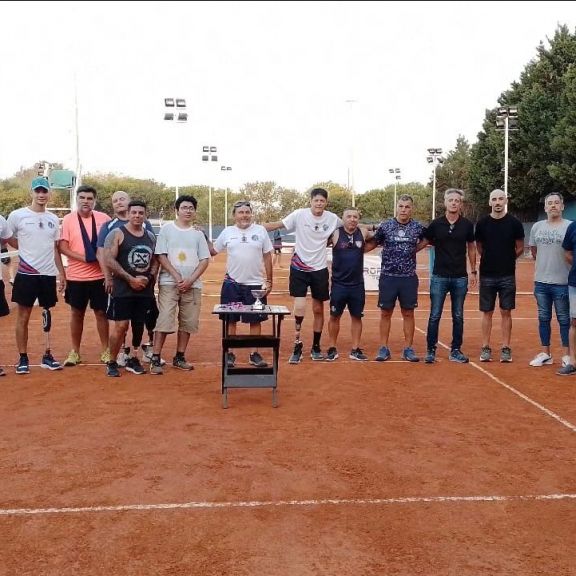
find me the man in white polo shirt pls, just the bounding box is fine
[211,200,274,368]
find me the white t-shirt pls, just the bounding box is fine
[8,207,60,276]
[154,222,210,287]
[529,218,571,285]
[0,215,11,242]
[213,223,273,285]
[282,208,340,271]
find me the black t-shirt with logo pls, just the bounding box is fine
[474,214,525,277]
[424,216,475,277]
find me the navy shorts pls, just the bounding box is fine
[378,275,419,310]
[220,280,268,324]
[65,279,108,312]
[11,274,58,308]
[479,275,516,312]
[289,267,329,301]
[330,283,365,318]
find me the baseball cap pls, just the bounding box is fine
[31,176,50,191]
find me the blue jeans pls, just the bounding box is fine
[426,275,468,350]
[534,282,569,347]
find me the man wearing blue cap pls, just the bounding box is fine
[6,177,66,374]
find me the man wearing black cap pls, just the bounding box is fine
[6,177,66,374]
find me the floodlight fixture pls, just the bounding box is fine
[164,112,174,121]
[211,155,218,162]
[210,146,217,153]
[175,98,187,108]
[177,113,188,122]
[164,98,175,107]
[202,155,209,162]
[203,146,210,153]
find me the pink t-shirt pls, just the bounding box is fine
[61,210,111,281]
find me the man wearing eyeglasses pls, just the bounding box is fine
[420,189,476,364]
[210,200,273,368]
[148,195,210,374]
[265,188,340,364]
[6,177,66,374]
[325,207,371,362]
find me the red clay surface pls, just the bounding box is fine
[1,252,576,575]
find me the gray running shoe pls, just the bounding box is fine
[480,346,492,362]
[500,346,513,363]
[326,347,339,361]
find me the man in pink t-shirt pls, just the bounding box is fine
[59,185,110,366]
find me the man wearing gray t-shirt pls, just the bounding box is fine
[529,192,571,369]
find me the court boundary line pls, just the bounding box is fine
[1,493,575,517]
[414,327,576,433]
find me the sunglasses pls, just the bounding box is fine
[449,223,455,234]
[233,201,251,209]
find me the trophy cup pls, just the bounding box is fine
[251,288,267,310]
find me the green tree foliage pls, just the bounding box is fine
[236,181,307,223]
[470,25,576,219]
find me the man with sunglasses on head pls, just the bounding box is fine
[420,188,476,364]
[210,200,274,368]
[265,188,340,364]
[6,177,66,374]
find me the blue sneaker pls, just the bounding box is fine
[41,353,63,371]
[106,361,121,377]
[310,346,325,361]
[449,349,469,363]
[375,346,391,362]
[402,347,420,362]
[289,342,303,364]
[424,347,436,364]
[15,357,30,375]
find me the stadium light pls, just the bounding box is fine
[388,168,402,217]
[495,106,519,201]
[426,148,444,220]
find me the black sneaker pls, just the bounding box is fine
[310,346,325,361]
[125,356,145,375]
[106,361,121,377]
[249,351,268,367]
[349,348,368,361]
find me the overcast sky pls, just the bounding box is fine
[1,1,575,194]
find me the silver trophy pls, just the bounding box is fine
[251,288,267,310]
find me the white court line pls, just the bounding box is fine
[414,327,576,433]
[1,493,575,517]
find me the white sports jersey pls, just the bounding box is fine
[0,215,11,241]
[155,222,210,287]
[282,208,340,271]
[7,208,60,275]
[213,223,273,285]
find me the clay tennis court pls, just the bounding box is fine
[2,251,576,575]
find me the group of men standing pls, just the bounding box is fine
[1,178,574,377]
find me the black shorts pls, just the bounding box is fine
[273,246,282,255]
[65,279,108,312]
[0,280,9,317]
[479,275,516,311]
[107,296,155,323]
[11,274,58,308]
[289,268,330,301]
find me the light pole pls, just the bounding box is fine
[202,145,218,240]
[345,99,357,207]
[164,97,188,201]
[388,168,401,217]
[220,166,232,227]
[495,106,519,201]
[426,148,444,221]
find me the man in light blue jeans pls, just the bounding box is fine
[421,189,477,364]
[529,192,570,369]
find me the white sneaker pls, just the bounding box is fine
[117,350,129,367]
[140,345,166,366]
[562,355,571,368]
[529,352,553,367]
